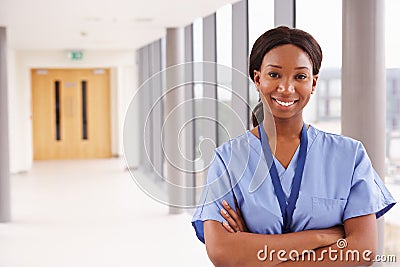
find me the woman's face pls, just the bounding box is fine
[253,44,318,121]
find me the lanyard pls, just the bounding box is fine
[258,123,308,233]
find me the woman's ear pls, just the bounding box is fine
[253,70,261,87]
[311,74,319,94]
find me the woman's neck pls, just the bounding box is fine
[263,114,304,141]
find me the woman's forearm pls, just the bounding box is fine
[276,235,376,266]
[204,220,343,267]
[275,215,377,267]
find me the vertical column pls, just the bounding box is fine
[202,13,218,163]
[274,0,296,27]
[342,0,386,261]
[165,28,185,214]
[0,27,11,222]
[136,48,145,170]
[139,46,153,173]
[232,0,249,135]
[184,24,196,207]
[144,45,154,174]
[151,40,163,181]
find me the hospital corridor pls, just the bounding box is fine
[1,0,400,266]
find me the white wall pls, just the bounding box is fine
[8,50,138,173]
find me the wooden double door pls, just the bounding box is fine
[32,69,111,159]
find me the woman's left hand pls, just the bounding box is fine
[220,199,248,233]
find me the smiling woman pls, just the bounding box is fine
[191,26,396,267]
[249,26,322,127]
[254,44,317,122]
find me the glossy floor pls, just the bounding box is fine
[0,159,212,267]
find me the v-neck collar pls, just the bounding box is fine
[245,124,319,198]
[274,144,300,173]
[247,124,318,154]
[273,147,299,197]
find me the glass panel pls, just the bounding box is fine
[329,79,342,97]
[81,80,88,140]
[317,80,327,98]
[386,0,400,133]
[248,0,274,55]
[317,98,328,118]
[328,98,341,118]
[297,0,342,132]
[216,4,233,145]
[387,70,400,131]
[192,18,207,201]
[385,0,400,255]
[328,79,341,98]
[193,17,203,161]
[55,80,61,141]
[248,0,274,125]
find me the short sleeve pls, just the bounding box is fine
[343,143,396,221]
[191,150,236,244]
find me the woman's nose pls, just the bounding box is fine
[277,82,295,93]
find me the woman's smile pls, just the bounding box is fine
[253,44,318,121]
[272,97,299,107]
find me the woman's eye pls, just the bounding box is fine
[268,72,279,78]
[296,74,307,79]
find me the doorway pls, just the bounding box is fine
[31,68,111,159]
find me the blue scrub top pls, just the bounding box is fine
[191,125,396,243]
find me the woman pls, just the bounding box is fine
[191,26,396,266]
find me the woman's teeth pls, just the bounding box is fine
[275,99,295,107]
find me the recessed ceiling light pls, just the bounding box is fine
[84,17,102,22]
[133,17,154,23]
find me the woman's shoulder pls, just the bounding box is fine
[215,130,259,157]
[309,124,363,151]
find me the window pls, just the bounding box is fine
[386,0,400,131]
[54,80,61,141]
[385,0,400,255]
[192,17,208,202]
[216,4,233,144]
[248,0,274,53]
[81,80,88,140]
[296,0,342,133]
[193,17,204,162]
[248,0,274,124]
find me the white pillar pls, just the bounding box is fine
[0,27,11,222]
[274,0,295,27]
[342,0,386,262]
[151,40,163,182]
[183,25,196,207]
[165,28,185,214]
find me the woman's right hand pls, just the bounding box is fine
[219,198,248,233]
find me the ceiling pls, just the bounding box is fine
[0,0,240,51]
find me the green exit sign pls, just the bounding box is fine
[68,51,84,61]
